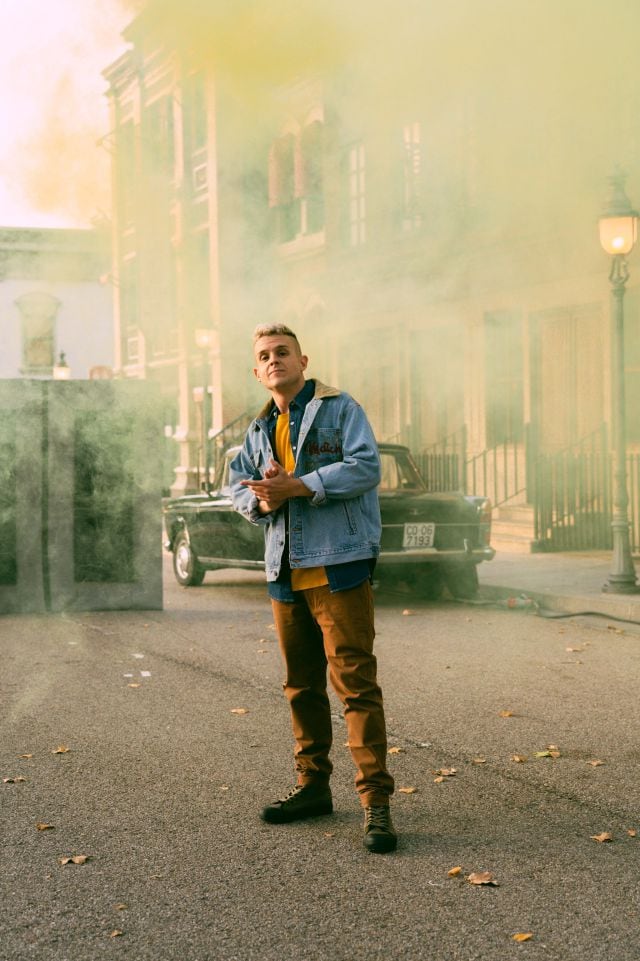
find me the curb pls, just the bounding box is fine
[478,583,640,624]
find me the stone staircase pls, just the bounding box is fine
[490,503,537,553]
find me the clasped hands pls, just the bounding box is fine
[240,459,312,514]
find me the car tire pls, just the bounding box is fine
[444,564,479,599]
[173,533,206,587]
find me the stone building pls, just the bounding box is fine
[104,1,640,549]
[0,226,112,380]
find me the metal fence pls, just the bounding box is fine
[414,422,640,553]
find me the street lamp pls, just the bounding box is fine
[599,171,640,593]
[52,351,71,380]
[194,328,214,492]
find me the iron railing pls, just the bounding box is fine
[415,426,529,508]
[532,425,612,551]
[209,410,253,475]
[414,422,640,552]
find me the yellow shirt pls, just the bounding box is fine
[275,411,328,591]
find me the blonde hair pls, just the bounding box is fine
[252,323,300,347]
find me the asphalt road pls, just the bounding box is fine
[2,556,640,961]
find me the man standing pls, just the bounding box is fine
[230,324,396,854]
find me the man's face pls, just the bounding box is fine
[253,334,308,394]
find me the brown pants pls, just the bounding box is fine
[271,580,394,807]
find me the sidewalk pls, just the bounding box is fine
[478,549,640,623]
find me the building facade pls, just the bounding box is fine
[0,227,112,381]
[105,2,640,548]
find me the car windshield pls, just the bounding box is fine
[379,450,425,493]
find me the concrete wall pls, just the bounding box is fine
[0,379,163,614]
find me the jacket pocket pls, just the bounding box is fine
[342,501,358,535]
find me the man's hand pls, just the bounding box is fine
[241,459,312,513]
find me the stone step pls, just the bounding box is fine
[490,533,537,554]
[495,504,535,523]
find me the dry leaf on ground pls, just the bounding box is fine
[431,768,457,777]
[447,866,462,877]
[402,609,417,616]
[127,683,141,689]
[512,933,533,942]
[534,749,560,759]
[588,759,605,767]
[566,646,585,653]
[36,822,55,831]
[388,746,404,755]
[52,746,70,754]
[590,832,613,843]
[4,776,27,784]
[511,754,528,763]
[19,754,33,760]
[398,786,417,794]
[230,708,249,715]
[59,855,91,865]
[467,871,499,886]
[627,829,637,837]
[472,758,487,764]
[109,930,124,938]
[498,710,515,718]
[114,904,128,911]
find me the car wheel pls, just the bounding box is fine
[173,533,206,587]
[445,564,479,599]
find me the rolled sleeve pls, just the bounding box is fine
[299,470,327,506]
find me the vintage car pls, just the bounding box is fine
[163,443,494,598]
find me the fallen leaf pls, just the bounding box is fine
[219,784,230,791]
[127,683,141,689]
[59,854,91,865]
[388,746,405,755]
[566,646,585,653]
[114,904,128,911]
[431,768,456,777]
[512,932,533,942]
[433,776,444,783]
[3,776,27,784]
[627,829,637,837]
[588,760,605,767]
[511,754,528,763]
[323,832,335,838]
[607,625,625,634]
[398,786,417,794]
[498,710,515,718]
[467,871,499,886]
[36,822,55,831]
[52,746,70,755]
[472,758,487,764]
[534,750,560,759]
[230,708,249,715]
[447,866,462,877]
[402,609,417,616]
[109,930,124,938]
[590,832,613,843]
[19,754,33,760]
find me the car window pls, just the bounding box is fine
[379,451,425,492]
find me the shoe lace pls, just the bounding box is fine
[365,805,391,831]
[278,785,305,804]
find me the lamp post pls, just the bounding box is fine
[194,328,214,492]
[52,351,71,380]
[599,171,640,593]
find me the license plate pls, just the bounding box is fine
[402,522,435,549]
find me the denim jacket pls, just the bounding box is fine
[230,381,381,582]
